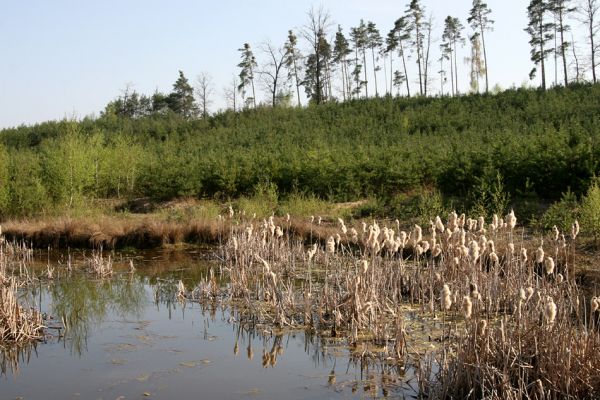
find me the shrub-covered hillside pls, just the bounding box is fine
[1,83,599,217]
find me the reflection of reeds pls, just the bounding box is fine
[195,210,600,398]
[0,342,37,376]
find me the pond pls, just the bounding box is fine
[1,250,418,399]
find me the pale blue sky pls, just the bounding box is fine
[0,0,591,128]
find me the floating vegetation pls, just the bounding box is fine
[184,211,600,398]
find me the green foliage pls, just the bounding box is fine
[1,84,600,217]
[580,180,600,242]
[278,191,332,217]
[469,170,510,219]
[537,190,579,233]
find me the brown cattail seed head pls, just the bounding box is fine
[572,220,580,240]
[591,297,599,313]
[441,284,452,310]
[463,296,473,319]
[545,257,555,275]
[544,297,557,324]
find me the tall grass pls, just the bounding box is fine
[192,210,600,398]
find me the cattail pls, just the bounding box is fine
[361,260,369,274]
[479,235,488,253]
[310,215,314,223]
[275,226,284,238]
[552,225,559,241]
[326,236,335,254]
[526,287,534,301]
[414,225,423,244]
[571,220,579,240]
[591,297,599,313]
[508,242,515,254]
[335,233,341,245]
[519,288,527,301]
[544,256,555,275]
[544,297,557,324]
[307,243,318,262]
[421,240,430,254]
[458,244,468,258]
[506,209,517,230]
[350,228,359,242]
[479,319,488,336]
[448,211,458,231]
[469,240,480,264]
[478,216,485,231]
[441,284,452,310]
[228,205,234,218]
[487,240,496,254]
[432,244,442,258]
[559,234,567,249]
[521,248,528,263]
[398,231,407,249]
[463,296,473,319]
[395,219,400,230]
[286,213,290,222]
[435,216,445,232]
[469,283,481,300]
[318,216,322,225]
[177,280,186,299]
[245,225,253,238]
[556,273,564,284]
[535,242,545,264]
[489,252,499,265]
[232,236,238,251]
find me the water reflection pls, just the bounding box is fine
[49,275,146,355]
[2,253,421,398]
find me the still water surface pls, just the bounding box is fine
[1,250,414,399]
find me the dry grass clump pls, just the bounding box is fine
[0,278,44,343]
[85,249,113,278]
[196,209,599,398]
[2,216,230,249]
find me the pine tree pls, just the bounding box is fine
[549,0,575,86]
[366,22,383,97]
[405,0,426,96]
[169,71,198,119]
[350,20,369,97]
[238,43,258,108]
[442,16,465,96]
[284,30,303,106]
[468,0,494,93]
[526,0,555,90]
[333,26,352,100]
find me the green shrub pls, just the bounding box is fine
[537,190,579,233]
[580,180,600,243]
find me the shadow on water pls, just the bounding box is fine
[1,250,423,399]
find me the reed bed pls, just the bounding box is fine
[191,210,600,398]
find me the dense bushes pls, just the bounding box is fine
[1,84,600,217]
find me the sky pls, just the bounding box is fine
[0,0,591,128]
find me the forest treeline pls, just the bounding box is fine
[0,83,599,218]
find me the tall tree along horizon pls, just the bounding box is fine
[526,0,555,90]
[238,43,258,108]
[467,0,494,93]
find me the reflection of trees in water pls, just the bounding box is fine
[49,275,146,355]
